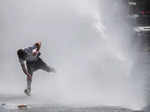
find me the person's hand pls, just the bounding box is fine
[32,48,39,56]
[27,74,32,80]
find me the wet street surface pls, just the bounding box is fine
[0,104,143,112]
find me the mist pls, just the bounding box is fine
[0,0,146,110]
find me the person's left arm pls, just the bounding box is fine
[32,46,41,56]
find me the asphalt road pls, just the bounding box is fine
[0,104,142,112]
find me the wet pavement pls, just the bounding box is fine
[0,104,141,112]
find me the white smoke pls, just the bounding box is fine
[0,0,146,110]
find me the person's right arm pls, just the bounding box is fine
[19,59,32,80]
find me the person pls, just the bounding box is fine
[17,42,56,96]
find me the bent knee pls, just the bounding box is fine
[47,67,51,72]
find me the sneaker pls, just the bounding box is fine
[24,89,31,96]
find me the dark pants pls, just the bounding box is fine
[26,58,51,91]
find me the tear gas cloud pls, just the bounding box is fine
[0,0,146,110]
